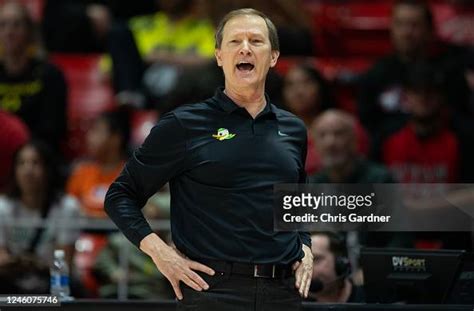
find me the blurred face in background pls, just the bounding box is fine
[391,3,432,58]
[311,235,338,286]
[87,118,118,161]
[283,66,321,117]
[0,3,31,56]
[313,111,357,170]
[15,145,46,195]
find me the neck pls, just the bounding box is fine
[328,159,356,183]
[21,191,45,211]
[3,51,30,75]
[224,84,266,119]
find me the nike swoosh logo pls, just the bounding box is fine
[278,130,289,137]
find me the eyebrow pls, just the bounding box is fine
[226,30,266,38]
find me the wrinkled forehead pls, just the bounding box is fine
[222,14,269,39]
[392,4,426,22]
[315,115,354,134]
[311,235,331,255]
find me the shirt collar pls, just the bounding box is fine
[213,87,275,118]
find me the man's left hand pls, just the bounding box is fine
[293,244,314,298]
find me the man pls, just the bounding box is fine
[105,8,313,310]
[105,0,215,109]
[381,62,473,251]
[307,232,365,303]
[309,109,396,277]
[382,63,459,184]
[357,0,469,160]
[310,109,394,184]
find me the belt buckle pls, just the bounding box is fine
[253,265,276,278]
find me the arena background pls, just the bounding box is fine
[0,0,472,309]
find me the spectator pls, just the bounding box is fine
[0,2,67,151]
[0,141,81,267]
[283,64,335,175]
[0,111,29,192]
[106,0,216,109]
[309,109,396,283]
[307,232,365,303]
[382,63,459,183]
[42,0,156,53]
[67,109,129,218]
[310,109,394,183]
[357,0,470,159]
[381,63,473,250]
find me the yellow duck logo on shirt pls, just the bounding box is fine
[212,128,236,141]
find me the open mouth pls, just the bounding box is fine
[236,62,255,72]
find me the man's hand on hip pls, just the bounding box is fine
[140,233,215,300]
[292,244,314,298]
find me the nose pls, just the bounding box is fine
[239,40,252,56]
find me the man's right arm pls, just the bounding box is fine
[104,112,214,299]
[104,112,187,247]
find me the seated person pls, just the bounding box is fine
[307,232,365,303]
[381,63,472,250]
[310,109,394,183]
[67,109,130,218]
[357,0,469,159]
[105,0,215,108]
[0,2,67,151]
[382,63,459,183]
[309,109,396,280]
[0,141,81,267]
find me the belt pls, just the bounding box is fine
[198,259,293,279]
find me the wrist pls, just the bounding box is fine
[139,233,168,256]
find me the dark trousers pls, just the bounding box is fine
[177,272,301,311]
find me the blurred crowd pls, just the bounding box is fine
[0,0,473,302]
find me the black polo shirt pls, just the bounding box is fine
[105,87,311,264]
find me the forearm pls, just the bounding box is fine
[104,179,153,247]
